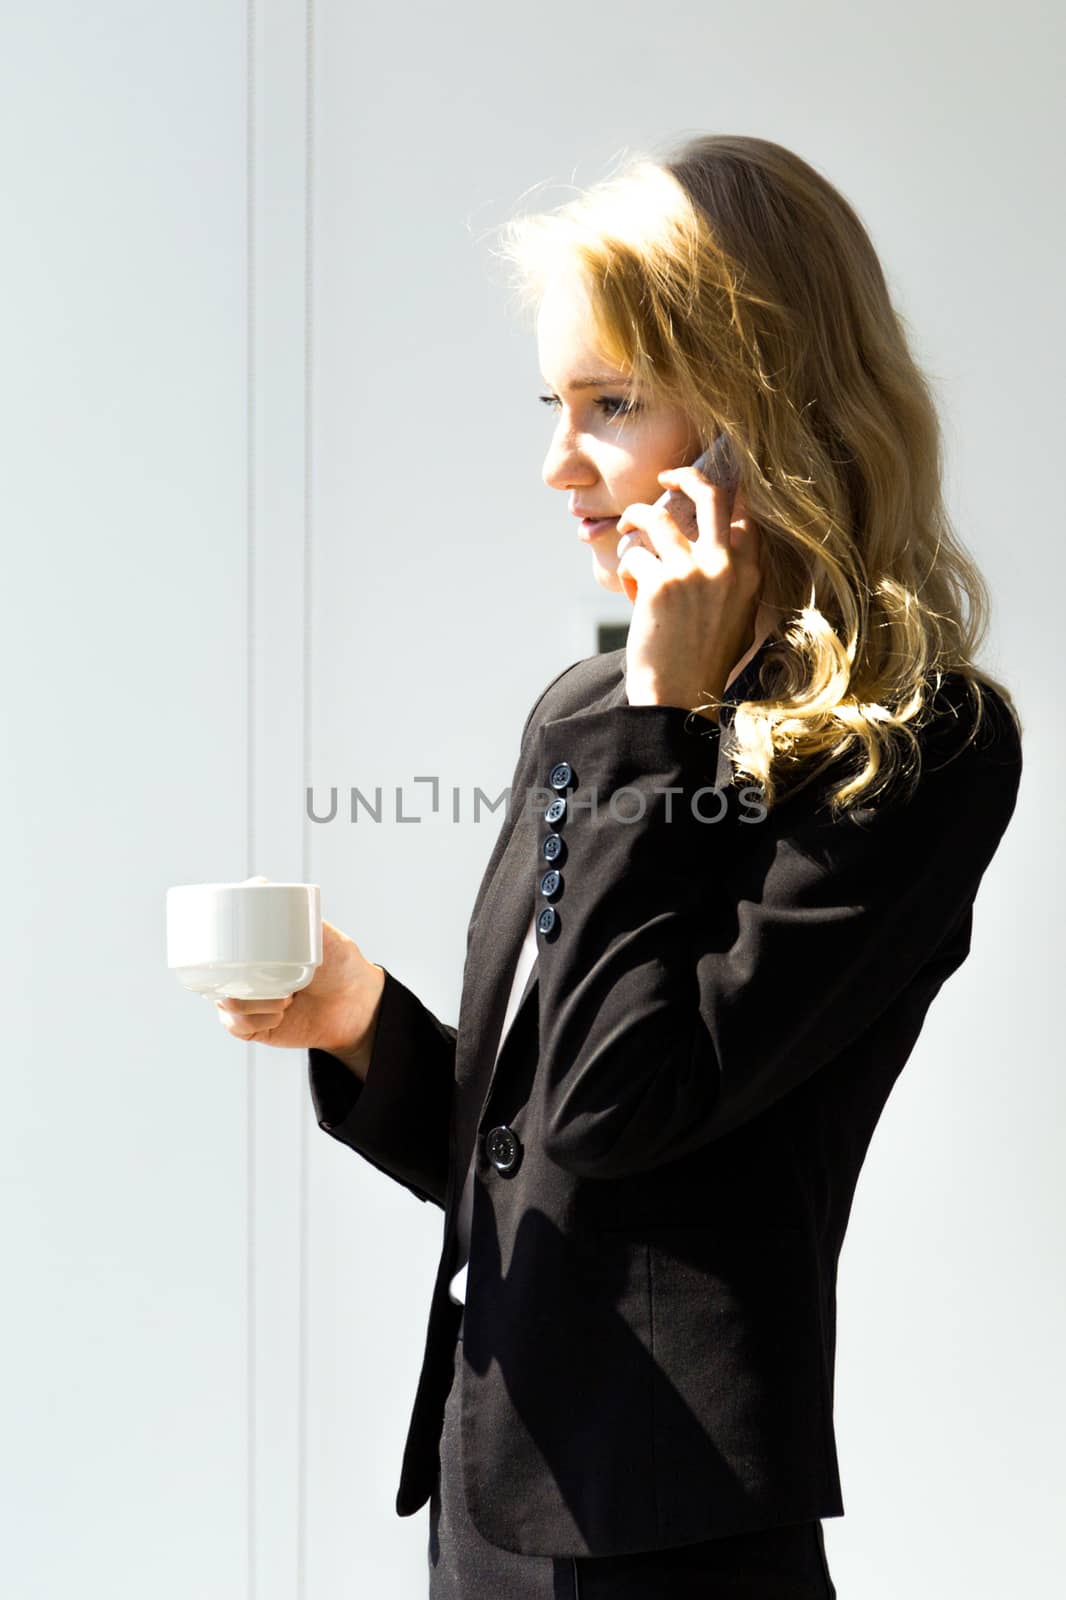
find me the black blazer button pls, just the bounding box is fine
[536,904,557,936]
[548,760,574,791]
[485,1125,520,1173]
[539,868,561,898]
[542,831,565,863]
[544,795,567,825]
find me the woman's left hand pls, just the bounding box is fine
[615,467,764,719]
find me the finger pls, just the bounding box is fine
[216,1002,288,1030]
[650,471,724,565]
[656,467,733,562]
[616,501,688,572]
[728,514,762,570]
[614,528,655,562]
[615,501,651,539]
[615,538,662,603]
[722,483,762,570]
[730,485,751,524]
[216,1008,281,1040]
[217,995,292,1014]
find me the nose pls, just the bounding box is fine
[541,422,597,493]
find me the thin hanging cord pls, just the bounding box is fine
[296,0,315,1594]
[245,0,258,1594]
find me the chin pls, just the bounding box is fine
[591,558,624,595]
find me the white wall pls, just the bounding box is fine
[2,1,1062,1596]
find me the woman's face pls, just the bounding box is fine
[536,272,702,595]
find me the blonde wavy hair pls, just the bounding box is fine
[492,134,1021,816]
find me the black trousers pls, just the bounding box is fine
[429,1325,837,1599]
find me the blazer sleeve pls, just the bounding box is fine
[307,658,583,1208]
[533,685,1023,1181]
[308,969,457,1208]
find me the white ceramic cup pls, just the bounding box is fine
[166,875,322,1000]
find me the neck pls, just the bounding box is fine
[724,600,781,694]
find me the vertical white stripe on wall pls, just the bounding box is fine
[298,2,315,1594]
[245,7,258,1592]
[246,1,314,1595]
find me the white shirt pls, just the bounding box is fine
[447,911,539,1305]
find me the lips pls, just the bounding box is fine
[577,516,621,544]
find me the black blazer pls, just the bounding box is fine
[308,639,1023,1559]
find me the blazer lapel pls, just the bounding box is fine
[451,653,628,1181]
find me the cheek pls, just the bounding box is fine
[650,413,703,472]
[620,424,696,502]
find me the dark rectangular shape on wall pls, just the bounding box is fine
[597,622,629,654]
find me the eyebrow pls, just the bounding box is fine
[539,374,633,390]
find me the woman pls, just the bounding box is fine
[215,135,1024,1598]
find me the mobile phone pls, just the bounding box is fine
[616,430,739,600]
[656,430,739,540]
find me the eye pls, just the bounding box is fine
[597,396,640,419]
[537,394,641,420]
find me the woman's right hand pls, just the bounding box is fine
[211,918,386,1080]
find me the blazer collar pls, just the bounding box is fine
[717,628,781,726]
